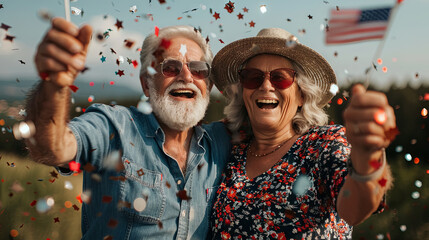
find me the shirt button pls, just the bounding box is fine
[181,210,186,217]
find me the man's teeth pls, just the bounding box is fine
[170,89,195,98]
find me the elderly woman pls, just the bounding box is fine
[209,28,396,239]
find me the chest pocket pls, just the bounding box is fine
[119,157,166,224]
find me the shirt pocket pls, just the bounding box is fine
[119,157,166,224]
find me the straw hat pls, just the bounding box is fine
[212,28,336,106]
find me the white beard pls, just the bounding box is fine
[148,81,210,131]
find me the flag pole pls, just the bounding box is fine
[364,1,401,89]
[64,0,71,22]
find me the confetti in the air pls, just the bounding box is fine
[12,121,35,140]
[259,5,267,14]
[133,197,147,212]
[129,5,137,13]
[71,7,82,16]
[329,84,339,96]
[179,44,187,57]
[292,175,311,196]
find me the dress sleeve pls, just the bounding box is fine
[319,126,351,208]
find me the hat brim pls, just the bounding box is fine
[212,36,336,106]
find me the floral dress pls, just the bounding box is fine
[209,125,354,240]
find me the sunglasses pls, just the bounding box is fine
[160,59,211,79]
[238,68,296,89]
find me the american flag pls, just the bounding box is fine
[326,7,393,44]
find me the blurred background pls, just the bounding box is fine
[0,0,428,239]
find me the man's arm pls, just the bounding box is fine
[25,18,92,166]
[337,84,396,226]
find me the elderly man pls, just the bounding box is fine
[26,18,231,239]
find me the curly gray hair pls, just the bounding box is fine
[223,59,329,143]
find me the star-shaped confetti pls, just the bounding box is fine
[158,0,166,4]
[308,14,313,19]
[179,44,187,56]
[54,217,60,223]
[69,85,79,92]
[124,39,135,48]
[19,60,25,64]
[237,13,243,19]
[378,177,387,187]
[224,1,235,13]
[249,21,255,27]
[213,12,220,20]
[116,70,125,77]
[115,19,123,30]
[4,34,15,42]
[1,23,11,31]
[18,109,26,116]
[385,127,400,141]
[176,190,192,200]
[100,56,106,62]
[50,170,58,178]
[69,160,81,172]
[243,7,248,12]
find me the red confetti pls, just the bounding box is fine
[249,21,256,27]
[137,168,144,176]
[115,19,123,30]
[154,26,159,37]
[117,70,125,77]
[243,7,249,12]
[237,13,244,19]
[132,60,138,68]
[224,1,235,13]
[160,38,171,49]
[176,190,192,200]
[69,161,81,172]
[423,93,429,101]
[110,81,115,85]
[385,127,399,141]
[374,109,387,125]
[378,177,387,187]
[213,12,220,20]
[102,195,113,203]
[0,23,11,31]
[54,217,60,223]
[30,200,37,207]
[219,39,224,44]
[76,194,82,203]
[69,85,79,93]
[369,159,382,170]
[39,72,49,80]
[158,0,166,4]
[49,178,56,183]
[72,204,80,211]
[108,219,118,228]
[4,34,15,42]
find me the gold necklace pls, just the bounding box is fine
[248,135,296,157]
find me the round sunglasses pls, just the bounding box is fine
[238,68,297,89]
[160,59,211,79]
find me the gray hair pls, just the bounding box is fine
[223,60,329,143]
[139,25,213,84]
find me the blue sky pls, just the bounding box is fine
[0,0,428,93]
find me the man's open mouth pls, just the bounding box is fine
[169,89,196,98]
[256,99,279,109]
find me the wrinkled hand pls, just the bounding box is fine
[35,18,92,87]
[343,84,396,153]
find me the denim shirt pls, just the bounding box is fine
[64,104,231,240]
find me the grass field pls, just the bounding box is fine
[0,153,82,240]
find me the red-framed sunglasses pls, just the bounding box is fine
[238,68,297,89]
[160,59,211,79]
